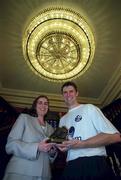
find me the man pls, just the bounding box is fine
[57,81,121,180]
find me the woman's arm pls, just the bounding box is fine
[6,114,39,160]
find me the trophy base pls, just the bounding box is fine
[47,138,66,144]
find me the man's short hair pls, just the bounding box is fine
[61,81,77,93]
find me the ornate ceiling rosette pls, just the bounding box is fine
[22,8,95,82]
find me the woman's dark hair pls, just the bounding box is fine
[61,81,78,93]
[29,95,49,117]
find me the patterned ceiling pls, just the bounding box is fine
[0,0,121,111]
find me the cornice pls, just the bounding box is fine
[0,62,120,111]
[99,62,121,107]
[0,87,100,112]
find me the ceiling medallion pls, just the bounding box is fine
[23,8,95,82]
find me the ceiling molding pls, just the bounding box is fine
[0,87,101,112]
[0,60,120,112]
[99,62,121,106]
[0,87,65,112]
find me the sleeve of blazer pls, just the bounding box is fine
[5,114,39,160]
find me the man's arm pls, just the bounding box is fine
[76,132,121,148]
[57,132,121,151]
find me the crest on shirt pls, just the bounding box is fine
[75,115,82,122]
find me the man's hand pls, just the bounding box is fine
[56,139,80,151]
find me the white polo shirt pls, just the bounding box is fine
[59,104,119,162]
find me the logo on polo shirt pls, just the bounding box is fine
[75,115,82,122]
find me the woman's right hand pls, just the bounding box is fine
[38,139,55,152]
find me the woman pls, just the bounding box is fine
[3,95,57,180]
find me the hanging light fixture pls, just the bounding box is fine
[22,8,95,82]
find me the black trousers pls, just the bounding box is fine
[59,156,116,180]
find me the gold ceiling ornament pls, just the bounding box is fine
[22,8,95,82]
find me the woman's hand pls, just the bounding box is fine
[38,139,55,152]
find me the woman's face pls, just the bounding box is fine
[36,97,49,117]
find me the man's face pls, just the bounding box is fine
[62,85,78,106]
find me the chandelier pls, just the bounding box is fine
[22,8,95,82]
